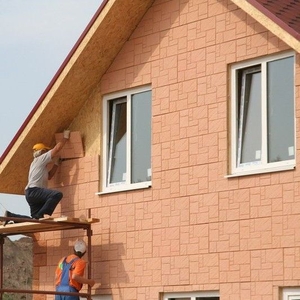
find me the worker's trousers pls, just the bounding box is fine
[25,187,63,219]
[55,285,79,300]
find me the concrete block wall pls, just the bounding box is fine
[35,0,300,299]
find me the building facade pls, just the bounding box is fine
[2,0,300,299]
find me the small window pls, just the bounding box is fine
[282,287,300,300]
[102,86,152,193]
[163,291,219,300]
[230,52,295,176]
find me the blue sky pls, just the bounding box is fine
[0,0,102,218]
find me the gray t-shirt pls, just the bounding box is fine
[25,151,52,189]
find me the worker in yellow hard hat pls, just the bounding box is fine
[4,130,70,223]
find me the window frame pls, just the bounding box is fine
[282,287,300,300]
[162,291,220,300]
[229,51,296,177]
[101,85,152,194]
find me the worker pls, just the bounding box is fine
[3,130,70,224]
[55,239,95,300]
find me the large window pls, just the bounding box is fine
[102,86,152,193]
[163,291,219,300]
[230,52,295,176]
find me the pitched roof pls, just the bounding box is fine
[248,0,300,40]
[230,0,300,52]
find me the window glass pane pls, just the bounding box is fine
[238,68,262,165]
[267,56,294,162]
[108,99,127,184]
[131,90,152,183]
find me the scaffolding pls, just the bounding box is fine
[0,214,99,299]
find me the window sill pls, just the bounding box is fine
[96,182,152,195]
[226,164,295,178]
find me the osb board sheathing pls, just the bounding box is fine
[70,89,102,156]
[0,0,155,195]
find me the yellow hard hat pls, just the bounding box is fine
[32,143,51,151]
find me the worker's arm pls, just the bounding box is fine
[48,158,60,180]
[50,130,70,158]
[72,273,95,287]
[47,130,70,179]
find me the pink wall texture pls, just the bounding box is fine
[34,0,300,299]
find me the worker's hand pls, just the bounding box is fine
[63,130,70,139]
[53,157,61,166]
[88,279,95,287]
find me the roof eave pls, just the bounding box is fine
[231,0,300,52]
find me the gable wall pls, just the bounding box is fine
[35,0,300,299]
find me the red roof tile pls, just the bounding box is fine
[248,0,300,40]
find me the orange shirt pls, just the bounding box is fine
[55,254,86,291]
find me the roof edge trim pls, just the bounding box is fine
[231,0,300,52]
[247,0,300,41]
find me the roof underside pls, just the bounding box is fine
[0,0,154,195]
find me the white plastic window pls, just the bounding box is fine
[230,52,295,176]
[282,287,300,300]
[102,85,152,193]
[163,291,219,300]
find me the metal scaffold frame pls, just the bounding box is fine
[0,213,99,299]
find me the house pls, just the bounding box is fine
[1,0,300,299]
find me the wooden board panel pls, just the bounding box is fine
[0,216,99,236]
[55,131,84,159]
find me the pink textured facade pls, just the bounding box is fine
[34,0,300,299]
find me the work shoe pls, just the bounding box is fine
[3,210,13,226]
[32,214,44,220]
